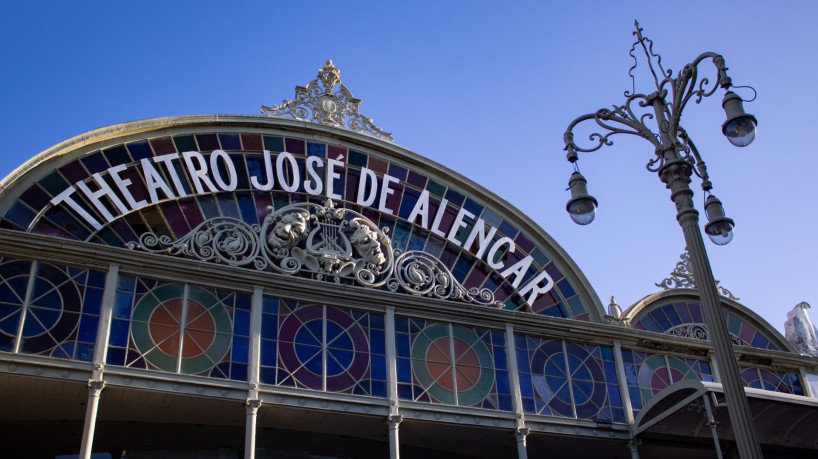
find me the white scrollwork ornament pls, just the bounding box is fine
[261,60,393,142]
[666,323,749,346]
[129,199,501,308]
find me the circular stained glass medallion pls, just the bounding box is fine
[278,305,370,391]
[637,355,694,403]
[131,285,232,374]
[530,340,606,418]
[20,264,82,354]
[0,260,34,339]
[410,324,494,406]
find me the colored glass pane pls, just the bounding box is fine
[106,276,248,380]
[621,349,712,416]
[0,260,105,361]
[270,301,385,397]
[515,334,624,422]
[395,316,508,410]
[740,367,804,395]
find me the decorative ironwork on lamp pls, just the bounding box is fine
[559,20,764,458]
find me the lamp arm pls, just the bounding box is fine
[661,52,731,133]
[564,94,661,157]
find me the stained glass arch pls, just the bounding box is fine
[625,289,794,352]
[0,115,605,322]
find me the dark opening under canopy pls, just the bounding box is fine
[633,379,818,455]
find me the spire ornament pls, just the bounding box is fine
[262,60,393,142]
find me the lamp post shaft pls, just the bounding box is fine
[660,157,763,458]
[562,22,762,456]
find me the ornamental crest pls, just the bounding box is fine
[261,60,393,142]
[128,199,500,308]
[666,323,750,346]
[655,250,739,300]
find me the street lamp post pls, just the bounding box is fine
[562,22,762,458]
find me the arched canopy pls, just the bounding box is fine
[634,379,818,450]
[0,115,604,322]
[625,289,794,352]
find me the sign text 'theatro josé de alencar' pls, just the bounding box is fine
[50,150,554,304]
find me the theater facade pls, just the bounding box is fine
[1,61,816,459]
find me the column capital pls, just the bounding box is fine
[515,427,530,442]
[629,438,642,451]
[87,380,105,393]
[387,414,403,430]
[245,398,262,413]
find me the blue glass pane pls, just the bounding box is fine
[219,134,241,150]
[371,356,386,380]
[230,363,248,381]
[233,310,250,336]
[327,349,353,375]
[522,398,535,413]
[396,335,410,357]
[5,202,36,229]
[106,347,126,366]
[75,342,95,361]
[397,383,413,400]
[113,293,133,319]
[0,303,22,334]
[117,276,136,291]
[397,359,411,382]
[78,316,99,342]
[232,337,249,363]
[82,288,103,315]
[261,314,277,340]
[108,319,129,347]
[326,321,352,350]
[371,380,386,397]
[262,296,278,314]
[369,313,384,330]
[370,331,385,355]
[498,395,512,411]
[260,366,276,384]
[295,321,322,347]
[260,340,277,366]
[300,348,323,374]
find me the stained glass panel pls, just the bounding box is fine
[631,302,781,351]
[0,258,32,352]
[106,276,249,380]
[0,258,104,361]
[515,335,624,422]
[395,316,510,410]
[740,367,804,395]
[270,301,386,397]
[621,349,713,415]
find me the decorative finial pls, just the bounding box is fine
[604,295,627,326]
[627,19,668,97]
[608,296,622,319]
[655,249,739,300]
[261,59,393,142]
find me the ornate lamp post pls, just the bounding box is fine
[562,22,761,457]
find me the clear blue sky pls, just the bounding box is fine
[2,1,816,335]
